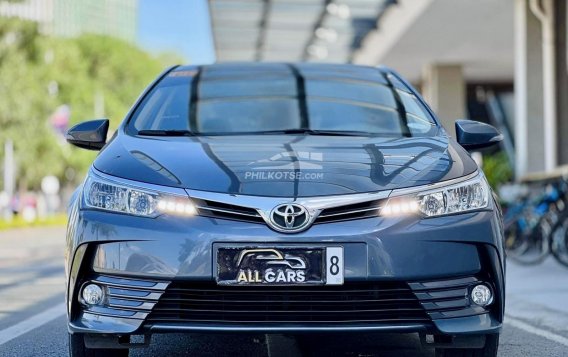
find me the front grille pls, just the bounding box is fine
[146,282,430,325]
[194,198,384,225]
[316,199,383,224]
[194,198,265,223]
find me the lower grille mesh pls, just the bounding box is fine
[146,282,430,325]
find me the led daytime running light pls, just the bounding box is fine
[84,176,196,217]
[381,174,489,217]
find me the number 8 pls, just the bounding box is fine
[330,255,339,275]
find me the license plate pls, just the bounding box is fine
[216,247,344,286]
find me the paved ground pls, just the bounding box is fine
[0,227,567,356]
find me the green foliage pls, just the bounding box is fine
[0,213,67,231]
[483,151,513,190]
[0,18,171,190]
[0,17,40,63]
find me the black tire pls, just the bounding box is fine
[435,334,499,357]
[68,333,129,357]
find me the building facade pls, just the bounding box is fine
[53,0,137,43]
[0,0,137,43]
[353,0,566,179]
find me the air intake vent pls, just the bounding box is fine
[146,281,429,325]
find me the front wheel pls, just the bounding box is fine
[435,334,499,357]
[68,333,129,357]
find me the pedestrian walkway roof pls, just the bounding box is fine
[208,0,393,63]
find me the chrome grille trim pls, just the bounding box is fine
[186,189,392,213]
[80,275,170,320]
[107,288,163,301]
[94,275,170,291]
[193,198,266,223]
[317,206,382,219]
[409,276,490,320]
[187,189,391,227]
[107,299,156,311]
[195,205,262,218]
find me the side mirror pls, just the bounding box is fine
[66,119,110,150]
[455,119,503,150]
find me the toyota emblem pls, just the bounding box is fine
[269,203,311,233]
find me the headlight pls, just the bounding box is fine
[381,173,490,217]
[83,173,196,217]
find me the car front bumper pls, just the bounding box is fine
[66,205,505,337]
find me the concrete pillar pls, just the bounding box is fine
[421,64,465,136]
[514,0,546,177]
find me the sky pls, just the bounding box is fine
[137,0,215,64]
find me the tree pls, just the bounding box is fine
[0,18,170,190]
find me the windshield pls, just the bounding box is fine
[128,64,438,137]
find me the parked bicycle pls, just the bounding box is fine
[500,167,568,267]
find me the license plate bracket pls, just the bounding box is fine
[216,246,343,286]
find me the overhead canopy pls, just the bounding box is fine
[208,0,394,63]
[353,0,515,82]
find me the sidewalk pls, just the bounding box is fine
[506,257,568,337]
[0,227,65,269]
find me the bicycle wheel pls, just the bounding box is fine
[505,222,528,256]
[507,217,550,265]
[550,218,568,268]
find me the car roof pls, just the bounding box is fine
[172,62,394,79]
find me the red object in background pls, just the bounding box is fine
[50,105,70,136]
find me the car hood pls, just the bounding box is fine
[93,134,477,197]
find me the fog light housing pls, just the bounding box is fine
[82,284,104,305]
[471,284,493,306]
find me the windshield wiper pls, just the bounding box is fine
[141,128,381,137]
[255,129,373,136]
[137,129,195,137]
